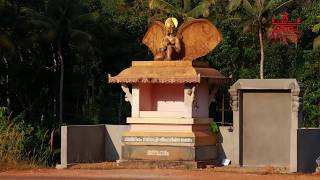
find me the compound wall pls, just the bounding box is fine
[60,124,129,166]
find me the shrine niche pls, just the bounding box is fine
[108,17,227,167]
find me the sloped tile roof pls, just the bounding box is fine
[108,61,228,84]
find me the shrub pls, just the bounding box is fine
[0,107,51,167]
[209,121,219,134]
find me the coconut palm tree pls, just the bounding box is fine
[228,0,292,79]
[20,0,97,123]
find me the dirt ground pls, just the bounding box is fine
[0,168,319,180]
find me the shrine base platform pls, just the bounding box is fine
[117,159,219,169]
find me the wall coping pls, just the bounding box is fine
[229,79,302,91]
[228,79,303,112]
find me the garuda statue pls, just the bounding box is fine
[143,17,222,61]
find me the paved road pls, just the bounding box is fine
[0,169,319,180]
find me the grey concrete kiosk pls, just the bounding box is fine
[228,79,303,172]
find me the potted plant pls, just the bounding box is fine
[209,121,219,144]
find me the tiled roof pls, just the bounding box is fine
[108,61,228,84]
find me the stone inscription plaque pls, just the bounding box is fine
[122,145,195,161]
[147,150,170,156]
[123,136,193,143]
[122,145,218,161]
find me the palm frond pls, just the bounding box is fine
[20,7,55,26]
[224,17,242,22]
[187,2,207,18]
[183,0,192,12]
[20,7,41,17]
[70,30,92,42]
[312,23,320,33]
[26,19,53,29]
[264,0,293,13]
[313,36,320,50]
[243,0,256,17]
[202,0,216,4]
[255,0,263,14]
[149,0,177,15]
[77,12,100,25]
[187,0,215,18]
[228,0,242,12]
[69,29,93,52]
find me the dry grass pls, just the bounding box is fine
[0,107,51,170]
[0,123,25,163]
[0,122,34,171]
[0,161,43,171]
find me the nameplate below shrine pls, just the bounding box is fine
[122,145,218,161]
[123,136,194,143]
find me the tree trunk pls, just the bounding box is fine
[57,41,64,124]
[259,27,264,79]
[52,44,58,122]
[3,56,11,114]
[51,43,57,72]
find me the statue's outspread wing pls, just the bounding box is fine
[142,21,166,57]
[177,19,222,61]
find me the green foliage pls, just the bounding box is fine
[312,16,320,33]
[312,16,320,49]
[208,20,260,79]
[296,0,320,50]
[0,107,51,166]
[211,0,319,127]
[264,42,300,78]
[149,0,216,20]
[209,121,219,134]
[300,50,320,127]
[227,0,294,79]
